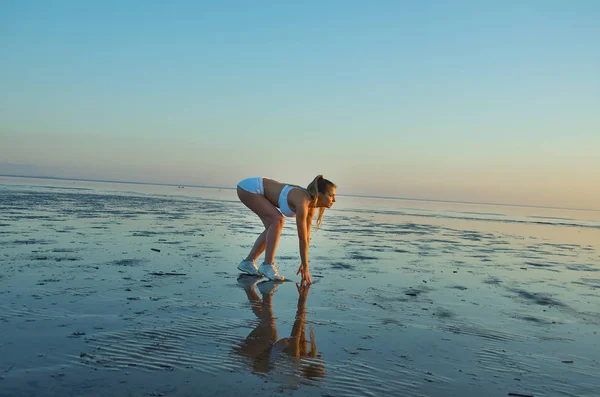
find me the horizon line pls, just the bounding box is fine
[1,173,598,213]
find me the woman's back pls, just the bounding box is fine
[263,178,308,215]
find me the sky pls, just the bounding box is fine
[1,1,599,210]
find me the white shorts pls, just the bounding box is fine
[237,177,264,195]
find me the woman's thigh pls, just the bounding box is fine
[237,187,282,225]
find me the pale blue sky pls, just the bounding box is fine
[1,1,599,209]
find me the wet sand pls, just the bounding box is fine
[1,177,599,397]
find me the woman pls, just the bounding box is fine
[236,175,336,285]
[234,278,325,380]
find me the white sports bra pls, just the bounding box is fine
[278,185,296,217]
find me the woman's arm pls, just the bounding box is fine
[295,200,312,285]
[306,207,315,245]
[291,284,309,356]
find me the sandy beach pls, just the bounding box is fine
[1,176,599,397]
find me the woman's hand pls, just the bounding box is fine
[296,263,312,286]
[296,281,311,307]
[296,280,311,294]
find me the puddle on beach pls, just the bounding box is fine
[1,177,599,397]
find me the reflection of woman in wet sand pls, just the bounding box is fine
[234,277,325,381]
[236,175,337,285]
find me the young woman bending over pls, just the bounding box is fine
[236,175,336,285]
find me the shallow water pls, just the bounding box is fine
[1,176,599,397]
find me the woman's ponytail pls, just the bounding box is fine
[307,175,322,207]
[306,175,331,231]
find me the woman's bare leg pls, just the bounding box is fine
[245,227,267,262]
[238,187,284,264]
[244,286,262,318]
[264,215,284,264]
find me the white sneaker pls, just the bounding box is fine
[237,274,260,289]
[258,280,282,296]
[237,260,262,277]
[258,262,285,281]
